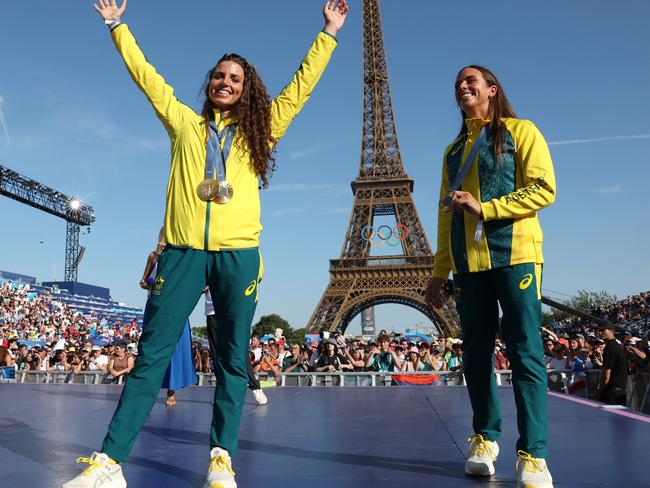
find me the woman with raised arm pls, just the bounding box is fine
[425,66,556,487]
[62,1,347,487]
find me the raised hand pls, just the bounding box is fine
[323,0,349,37]
[92,0,127,22]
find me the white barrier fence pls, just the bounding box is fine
[2,368,648,414]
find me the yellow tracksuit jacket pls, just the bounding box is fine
[111,24,337,250]
[432,117,556,279]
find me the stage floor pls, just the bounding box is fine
[1,384,648,487]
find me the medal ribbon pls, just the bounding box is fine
[205,115,236,182]
[448,126,488,242]
[449,126,487,192]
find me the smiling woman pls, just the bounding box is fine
[425,65,557,487]
[60,1,349,488]
[200,53,275,189]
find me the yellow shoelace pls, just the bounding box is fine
[76,457,105,477]
[210,454,235,476]
[516,451,547,473]
[467,434,495,460]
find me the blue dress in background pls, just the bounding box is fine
[162,319,197,390]
[148,261,197,391]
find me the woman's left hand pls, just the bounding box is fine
[323,0,349,37]
[450,191,483,218]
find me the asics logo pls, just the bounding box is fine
[244,279,259,302]
[519,274,533,290]
[244,280,256,296]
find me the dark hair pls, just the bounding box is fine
[377,334,390,344]
[201,54,276,188]
[456,65,516,163]
[0,347,10,367]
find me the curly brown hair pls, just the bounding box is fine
[201,54,276,188]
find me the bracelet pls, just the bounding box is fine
[104,18,122,29]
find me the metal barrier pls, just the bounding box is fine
[279,370,466,387]
[6,369,650,413]
[11,370,126,385]
[6,370,506,387]
[627,372,650,414]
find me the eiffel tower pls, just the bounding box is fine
[306,0,459,336]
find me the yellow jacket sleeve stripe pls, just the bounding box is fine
[480,119,556,221]
[271,32,338,142]
[111,24,196,138]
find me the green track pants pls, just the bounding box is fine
[102,246,261,462]
[453,262,548,458]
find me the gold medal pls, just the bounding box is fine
[196,179,219,201]
[213,181,234,204]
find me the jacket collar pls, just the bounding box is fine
[212,109,239,133]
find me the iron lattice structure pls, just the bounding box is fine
[0,164,95,281]
[306,0,459,336]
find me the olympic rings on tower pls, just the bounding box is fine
[360,224,409,248]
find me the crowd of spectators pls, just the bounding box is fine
[248,331,464,379]
[0,281,141,345]
[538,290,650,401]
[0,337,138,379]
[1,280,141,381]
[2,280,649,407]
[591,291,649,328]
[547,291,650,338]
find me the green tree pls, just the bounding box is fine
[285,327,309,344]
[194,314,308,344]
[251,314,292,338]
[546,289,618,323]
[192,326,208,338]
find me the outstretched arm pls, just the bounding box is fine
[271,1,348,141]
[92,0,194,138]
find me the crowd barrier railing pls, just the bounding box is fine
[277,370,466,387]
[4,368,649,413]
[3,369,559,388]
[7,370,126,385]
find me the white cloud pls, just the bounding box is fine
[326,207,349,215]
[288,143,323,161]
[287,136,356,161]
[548,134,650,146]
[0,95,11,145]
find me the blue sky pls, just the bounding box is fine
[1,1,648,335]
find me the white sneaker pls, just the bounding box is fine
[203,447,237,488]
[61,452,127,488]
[465,434,499,476]
[251,388,268,405]
[515,451,554,488]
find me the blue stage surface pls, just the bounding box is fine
[1,384,648,487]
